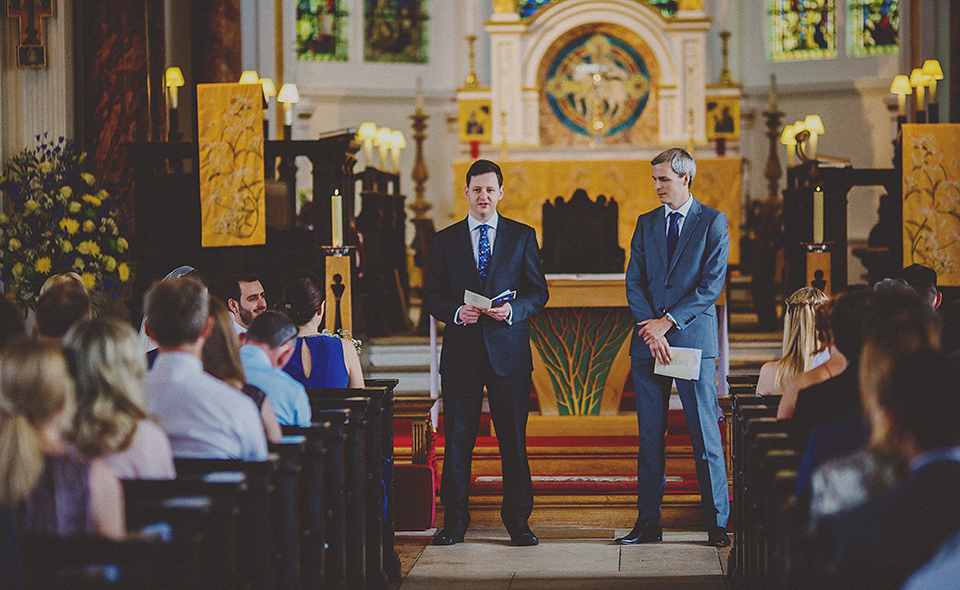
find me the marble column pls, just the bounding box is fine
[191,0,242,84]
[78,0,165,232]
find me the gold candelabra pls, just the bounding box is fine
[717,31,735,86]
[410,107,431,219]
[464,35,479,88]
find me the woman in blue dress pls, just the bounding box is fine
[278,272,364,389]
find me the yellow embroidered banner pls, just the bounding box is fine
[453,157,742,266]
[197,83,266,247]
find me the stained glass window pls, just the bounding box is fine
[770,0,837,61]
[517,0,676,18]
[296,0,348,62]
[364,0,429,63]
[849,0,898,56]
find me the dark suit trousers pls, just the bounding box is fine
[632,357,729,528]
[440,345,534,535]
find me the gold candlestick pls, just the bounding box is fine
[717,31,735,85]
[464,35,479,88]
[410,107,431,219]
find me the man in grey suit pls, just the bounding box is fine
[424,159,549,547]
[618,148,731,547]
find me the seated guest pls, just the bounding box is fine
[277,272,364,388]
[64,317,176,480]
[804,289,940,518]
[820,351,960,589]
[777,289,871,439]
[34,279,91,341]
[142,277,267,460]
[241,311,312,427]
[902,529,960,590]
[202,298,282,443]
[139,265,198,355]
[212,273,267,338]
[0,337,124,538]
[897,263,941,309]
[940,299,960,358]
[757,287,829,396]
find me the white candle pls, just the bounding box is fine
[284,103,293,126]
[813,189,824,243]
[331,190,343,247]
[467,0,475,36]
[169,86,179,110]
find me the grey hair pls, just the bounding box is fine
[651,148,696,187]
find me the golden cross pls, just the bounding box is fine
[6,0,55,68]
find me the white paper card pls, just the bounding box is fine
[464,289,516,310]
[653,347,703,380]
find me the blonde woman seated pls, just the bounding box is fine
[756,287,829,396]
[0,337,124,538]
[278,272,364,389]
[203,298,283,443]
[65,317,175,480]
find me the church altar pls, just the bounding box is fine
[453,157,743,266]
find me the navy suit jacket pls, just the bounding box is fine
[423,216,549,378]
[625,197,728,359]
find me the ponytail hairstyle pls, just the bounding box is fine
[0,336,75,507]
[277,271,324,327]
[773,287,829,391]
[202,297,246,391]
[64,317,148,458]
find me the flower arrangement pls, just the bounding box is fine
[320,327,362,355]
[0,135,132,311]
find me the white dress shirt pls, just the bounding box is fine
[663,193,694,236]
[455,212,513,324]
[144,352,267,461]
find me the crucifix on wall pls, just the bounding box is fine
[6,0,54,68]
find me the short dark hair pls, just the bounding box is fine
[144,277,209,347]
[466,159,502,188]
[651,148,697,187]
[897,264,938,302]
[827,287,872,361]
[245,311,298,349]
[0,296,26,349]
[882,351,960,451]
[35,281,91,338]
[277,271,324,326]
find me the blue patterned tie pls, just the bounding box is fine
[477,224,491,280]
[666,211,681,262]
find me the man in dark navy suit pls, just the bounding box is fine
[619,148,731,547]
[423,159,549,547]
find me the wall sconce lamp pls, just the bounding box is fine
[803,115,824,159]
[389,129,406,172]
[922,60,943,122]
[909,68,929,122]
[780,123,797,166]
[890,75,912,119]
[239,70,260,85]
[165,66,185,109]
[277,83,300,138]
[374,126,393,169]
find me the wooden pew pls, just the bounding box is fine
[268,435,306,590]
[172,459,278,590]
[363,378,402,584]
[20,534,183,590]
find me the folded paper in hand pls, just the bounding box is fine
[653,347,702,380]
[464,289,516,310]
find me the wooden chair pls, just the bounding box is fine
[540,189,625,273]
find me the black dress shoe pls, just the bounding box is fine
[708,526,731,547]
[615,518,662,544]
[432,529,465,546]
[510,528,539,547]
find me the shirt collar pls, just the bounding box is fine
[664,194,693,219]
[468,212,499,232]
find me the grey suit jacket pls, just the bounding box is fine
[423,216,549,378]
[625,197,728,359]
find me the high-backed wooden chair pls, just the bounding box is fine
[541,189,625,274]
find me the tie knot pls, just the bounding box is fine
[478,224,490,232]
[669,211,681,223]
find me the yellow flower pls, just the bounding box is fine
[77,241,90,255]
[117,237,128,253]
[73,258,85,271]
[59,186,72,199]
[61,240,73,253]
[35,257,52,274]
[24,200,39,213]
[82,194,101,207]
[83,220,95,232]
[97,190,108,200]
[117,262,130,282]
[81,272,96,290]
[83,240,100,257]
[103,256,116,272]
[11,263,22,277]
[0,214,8,224]
[60,218,80,234]
[39,161,52,174]
[68,202,81,213]
[8,238,20,251]
[82,173,96,186]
